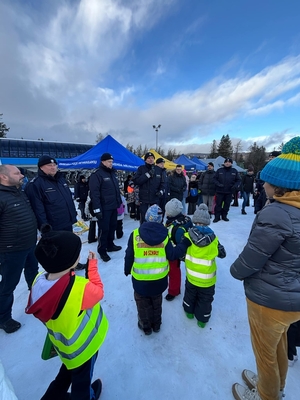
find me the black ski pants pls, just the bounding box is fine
[214,192,232,219]
[134,291,162,330]
[183,280,215,323]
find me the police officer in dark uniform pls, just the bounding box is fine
[213,157,241,223]
[89,153,122,262]
[25,155,77,232]
[133,152,165,224]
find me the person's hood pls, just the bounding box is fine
[139,222,168,246]
[188,225,216,248]
[165,213,184,226]
[25,272,73,323]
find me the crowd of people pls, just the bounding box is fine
[1,138,300,400]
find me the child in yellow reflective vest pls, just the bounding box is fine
[124,204,191,335]
[26,225,108,400]
[182,204,226,328]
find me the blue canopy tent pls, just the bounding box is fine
[191,157,207,170]
[174,154,197,172]
[58,135,144,171]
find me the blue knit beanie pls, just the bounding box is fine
[145,204,163,223]
[260,137,300,189]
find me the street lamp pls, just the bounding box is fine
[152,124,161,151]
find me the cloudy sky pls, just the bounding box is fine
[1,0,300,153]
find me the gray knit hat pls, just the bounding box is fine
[192,204,210,225]
[165,198,183,217]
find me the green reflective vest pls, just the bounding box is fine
[131,228,169,281]
[184,232,219,288]
[45,276,108,370]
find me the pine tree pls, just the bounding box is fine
[135,144,143,157]
[247,142,267,173]
[208,140,218,158]
[0,114,9,138]
[166,148,177,161]
[217,134,233,158]
[233,140,242,161]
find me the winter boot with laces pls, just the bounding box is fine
[242,369,285,398]
[232,383,261,400]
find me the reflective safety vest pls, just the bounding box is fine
[45,276,108,370]
[131,228,169,281]
[184,232,219,288]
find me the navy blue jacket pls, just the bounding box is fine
[213,166,241,194]
[0,184,37,252]
[133,163,165,204]
[89,164,121,212]
[124,222,190,296]
[25,170,77,230]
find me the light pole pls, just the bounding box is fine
[152,124,161,151]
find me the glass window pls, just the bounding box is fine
[0,140,10,157]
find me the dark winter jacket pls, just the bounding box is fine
[165,214,193,244]
[254,189,268,214]
[213,166,241,194]
[230,195,300,312]
[168,172,187,201]
[241,173,255,194]
[74,176,89,201]
[124,222,191,296]
[199,170,216,196]
[25,170,77,230]
[0,184,37,252]
[132,163,165,204]
[89,164,122,212]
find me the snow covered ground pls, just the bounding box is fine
[1,199,299,400]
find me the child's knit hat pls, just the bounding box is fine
[192,204,210,225]
[145,204,163,223]
[35,224,82,273]
[165,198,183,217]
[260,137,300,189]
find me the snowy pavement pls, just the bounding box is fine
[1,200,299,400]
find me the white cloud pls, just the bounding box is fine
[0,0,299,154]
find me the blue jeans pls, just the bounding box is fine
[0,245,38,323]
[242,192,250,210]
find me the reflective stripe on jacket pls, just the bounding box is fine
[132,228,169,281]
[184,232,219,287]
[45,276,108,369]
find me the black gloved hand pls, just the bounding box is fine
[149,166,155,178]
[156,190,163,198]
[95,211,103,220]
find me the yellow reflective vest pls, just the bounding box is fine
[184,232,219,288]
[131,228,169,281]
[45,276,108,370]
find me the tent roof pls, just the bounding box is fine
[174,154,197,171]
[144,149,177,170]
[191,157,207,170]
[58,135,144,171]
[204,156,246,172]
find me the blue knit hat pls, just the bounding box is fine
[145,204,163,223]
[260,137,300,189]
